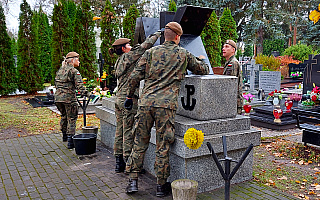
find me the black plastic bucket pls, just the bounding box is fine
[73,134,97,155]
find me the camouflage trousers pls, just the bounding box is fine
[114,97,138,158]
[126,106,176,185]
[55,102,78,135]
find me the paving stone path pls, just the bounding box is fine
[0,133,298,200]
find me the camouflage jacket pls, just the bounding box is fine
[127,41,210,110]
[54,63,88,103]
[115,31,160,104]
[223,55,243,103]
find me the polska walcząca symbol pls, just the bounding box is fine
[181,85,196,111]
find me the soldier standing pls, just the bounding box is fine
[222,40,243,114]
[109,31,161,173]
[124,22,209,197]
[54,52,90,149]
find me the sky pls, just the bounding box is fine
[4,0,53,34]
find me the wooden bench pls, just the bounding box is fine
[292,107,320,146]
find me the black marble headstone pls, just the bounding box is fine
[303,54,320,94]
[288,63,306,77]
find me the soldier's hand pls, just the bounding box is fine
[198,55,205,60]
[124,96,133,110]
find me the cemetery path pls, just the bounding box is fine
[0,94,312,199]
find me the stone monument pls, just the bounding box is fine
[96,5,261,193]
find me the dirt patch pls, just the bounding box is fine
[0,127,30,140]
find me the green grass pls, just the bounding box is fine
[0,95,100,136]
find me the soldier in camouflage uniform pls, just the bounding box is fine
[109,31,161,173]
[124,22,209,197]
[222,40,243,115]
[54,52,90,149]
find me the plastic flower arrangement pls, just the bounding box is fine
[288,93,302,102]
[290,71,302,78]
[92,86,112,98]
[310,84,320,102]
[267,89,283,100]
[301,99,315,106]
[184,128,204,150]
[242,92,254,103]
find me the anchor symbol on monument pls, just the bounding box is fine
[181,84,196,111]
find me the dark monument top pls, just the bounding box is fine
[303,54,320,94]
[134,17,160,46]
[172,5,213,36]
[134,5,214,74]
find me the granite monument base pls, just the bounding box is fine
[96,95,261,193]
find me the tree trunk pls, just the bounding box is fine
[172,179,198,200]
[256,26,263,55]
[288,24,292,46]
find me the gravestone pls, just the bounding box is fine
[96,5,261,193]
[259,71,281,95]
[96,75,261,193]
[288,63,306,78]
[303,54,320,94]
[243,59,262,91]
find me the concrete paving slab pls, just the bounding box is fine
[0,133,299,199]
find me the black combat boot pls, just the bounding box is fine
[67,135,74,149]
[156,182,171,197]
[115,155,125,173]
[126,178,138,193]
[62,133,67,142]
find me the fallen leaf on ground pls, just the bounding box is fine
[298,160,305,165]
[277,176,288,180]
[296,180,301,184]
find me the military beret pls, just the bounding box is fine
[165,22,183,36]
[112,38,131,46]
[225,40,237,50]
[66,52,79,59]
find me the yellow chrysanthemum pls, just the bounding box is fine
[101,75,106,79]
[83,78,87,81]
[93,16,101,21]
[309,9,320,24]
[184,128,204,150]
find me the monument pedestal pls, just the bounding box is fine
[96,75,261,193]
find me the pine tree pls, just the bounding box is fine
[100,0,119,85]
[73,0,97,80]
[123,4,140,43]
[17,0,43,94]
[168,0,177,12]
[201,11,221,68]
[219,7,238,64]
[38,7,52,83]
[0,3,17,95]
[51,0,73,83]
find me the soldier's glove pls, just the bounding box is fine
[124,96,133,110]
[158,28,165,36]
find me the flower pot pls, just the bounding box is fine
[243,102,251,115]
[73,133,97,155]
[212,67,224,75]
